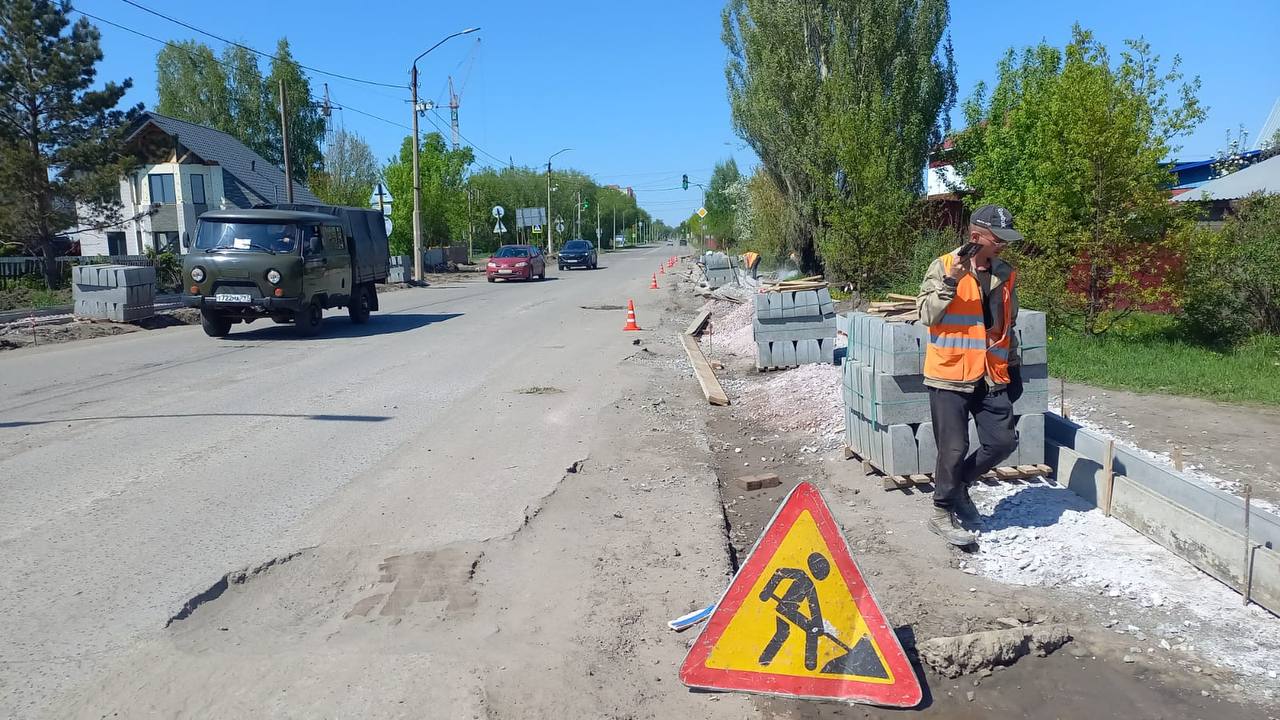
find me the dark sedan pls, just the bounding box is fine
[557,239,598,270]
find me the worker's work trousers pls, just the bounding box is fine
[928,380,1018,509]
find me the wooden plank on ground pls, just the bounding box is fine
[685,309,712,337]
[909,474,932,485]
[680,334,730,407]
[996,467,1022,479]
[886,293,917,302]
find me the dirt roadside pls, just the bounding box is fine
[671,269,1275,719]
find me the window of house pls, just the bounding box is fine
[106,232,126,256]
[189,174,206,205]
[148,173,176,204]
[152,231,178,252]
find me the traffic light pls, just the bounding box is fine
[581,199,590,210]
[682,174,689,190]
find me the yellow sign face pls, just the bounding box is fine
[704,509,893,682]
[697,207,708,219]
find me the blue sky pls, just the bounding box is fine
[81,0,1280,225]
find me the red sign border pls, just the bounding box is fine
[679,482,923,707]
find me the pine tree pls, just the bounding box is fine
[0,0,141,287]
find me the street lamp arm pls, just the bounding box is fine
[414,27,481,68]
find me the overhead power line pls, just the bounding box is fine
[114,0,404,90]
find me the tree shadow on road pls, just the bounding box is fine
[228,312,463,341]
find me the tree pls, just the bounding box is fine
[223,46,273,161]
[309,129,378,207]
[382,133,473,255]
[265,39,323,183]
[723,0,956,280]
[954,26,1205,335]
[705,158,742,246]
[155,41,230,132]
[1181,193,1280,344]
[0,0,140,287]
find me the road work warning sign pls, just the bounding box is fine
[679,482,922,707]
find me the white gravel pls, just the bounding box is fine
[970,480,1280,702]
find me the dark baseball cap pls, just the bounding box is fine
[970,204,1023,243]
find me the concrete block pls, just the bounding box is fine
[780,291,796,319]
[873,321,926,376]
[777,340,796,367]
[756,341,772,370]
[737,473,781,491]
[800,339,819,365]
[916,422,937,475]
[819,338,835,364]
[862,372,932,426]
[1014,413,1045,466]
[1015,310,1048,365]
[880,423,919,476]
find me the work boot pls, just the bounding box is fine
[954,490,983,527]
[928,506,977,547]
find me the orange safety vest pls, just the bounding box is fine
[923,252,1017,385]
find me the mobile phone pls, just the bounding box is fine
[958,242,981,259]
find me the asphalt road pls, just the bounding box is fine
[0,245,753,718]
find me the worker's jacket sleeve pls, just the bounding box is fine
[916,257,955,327]
[1008,282,1021,366]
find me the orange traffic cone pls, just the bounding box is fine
[668,257,675,268]
[650,273,659,289]
[623,300,641,331]
[660,264,666,275]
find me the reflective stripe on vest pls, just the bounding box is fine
[923,252,1017,385]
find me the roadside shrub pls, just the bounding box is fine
[144,248,182,292]
[1181,193,1280,345]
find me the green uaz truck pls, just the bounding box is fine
[182,205,390,337]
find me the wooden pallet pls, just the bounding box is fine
[841,446,1052,491]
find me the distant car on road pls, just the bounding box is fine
[486,244,546,282]
[557,239,597,270]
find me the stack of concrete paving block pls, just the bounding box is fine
[839,308,1049,477]
[387,255,412,283]
[72,264,155,322]
[754,287,837,369]
[701,252,737,289]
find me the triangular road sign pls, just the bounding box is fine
[679,482,921,707]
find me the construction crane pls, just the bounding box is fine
[446,39,480,150]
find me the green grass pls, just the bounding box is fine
[0,286,71,312]
[1048,313,1280,406]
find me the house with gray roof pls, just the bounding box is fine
[75,111,321,256]
[1171,151,1280,223]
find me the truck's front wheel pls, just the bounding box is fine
[294,301,324,337]
[348,284,372,324]
[200,310,232,338]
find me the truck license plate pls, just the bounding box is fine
[215,293,251,303]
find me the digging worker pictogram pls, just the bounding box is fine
[916,204,1024,547]
[757,552,832,671]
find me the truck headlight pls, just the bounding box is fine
[190,266,205,282]
[266,269,281,284]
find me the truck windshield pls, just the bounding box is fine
[195,222,301,254]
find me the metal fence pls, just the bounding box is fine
[0,255,154,288]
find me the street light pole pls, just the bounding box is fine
[545,147,571,255]
[411,27,480,283]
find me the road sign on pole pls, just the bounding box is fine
[494,220,506,233]
[492,205,505,219]
[555,222,565,234]
[384,217,393,236]
[679,482,922,707]
[696,207,708,219]
[532,224,542,235]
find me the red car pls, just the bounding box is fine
[486,244,546,282]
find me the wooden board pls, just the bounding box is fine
[685,309,712,337]
[680,334,730,407]
[885,293,917,302]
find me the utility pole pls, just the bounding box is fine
[411,64,423,282]
[612,206,616,250]
[466,185,474,262]
[278,78,294,203]
[596,202,601,250]
[575,189,582,239]
[410,28,480,284]
[545,164,552,254]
